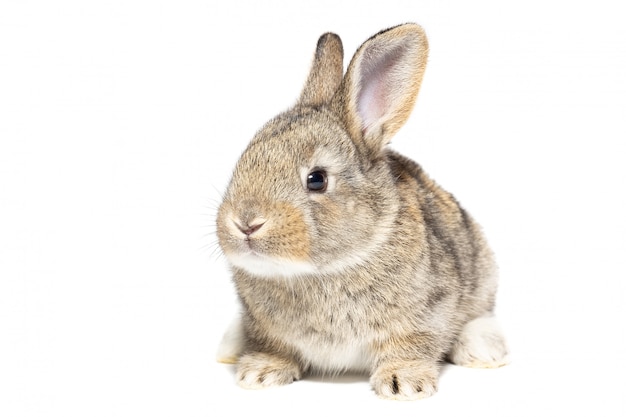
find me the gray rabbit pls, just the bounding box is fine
[216,23,509,400]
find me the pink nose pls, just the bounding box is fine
[235,218,266,236]
[239,222,264,236]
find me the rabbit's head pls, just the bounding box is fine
[217,24,428,278]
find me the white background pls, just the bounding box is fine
[1,1,625,416]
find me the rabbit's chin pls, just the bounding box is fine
[226,251,318,278]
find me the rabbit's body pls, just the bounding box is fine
[216,24,508,399]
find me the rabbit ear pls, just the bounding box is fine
[298,33,344,106]
[332,24,428,155]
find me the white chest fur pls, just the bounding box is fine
[291,337,374,374]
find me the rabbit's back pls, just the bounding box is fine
[387,150,498,320]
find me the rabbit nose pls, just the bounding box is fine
[236,218,266,236]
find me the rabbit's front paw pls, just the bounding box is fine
[236,352,301,389]
[370,360,439,400]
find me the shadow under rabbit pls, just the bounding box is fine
[221,360,462,387]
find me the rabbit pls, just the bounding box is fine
[215,23,509,400]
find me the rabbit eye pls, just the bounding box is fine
[307,170,328,192]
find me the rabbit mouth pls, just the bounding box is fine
[226,249,318,278]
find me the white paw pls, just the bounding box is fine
[216,316,245,364]
[448,315,510,368]
[236,353,301,390]
[370,360,439,400]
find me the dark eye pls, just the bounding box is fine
[307,170,328,192]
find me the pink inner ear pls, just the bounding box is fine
[356,44,406,133]
[357,72,386,132]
